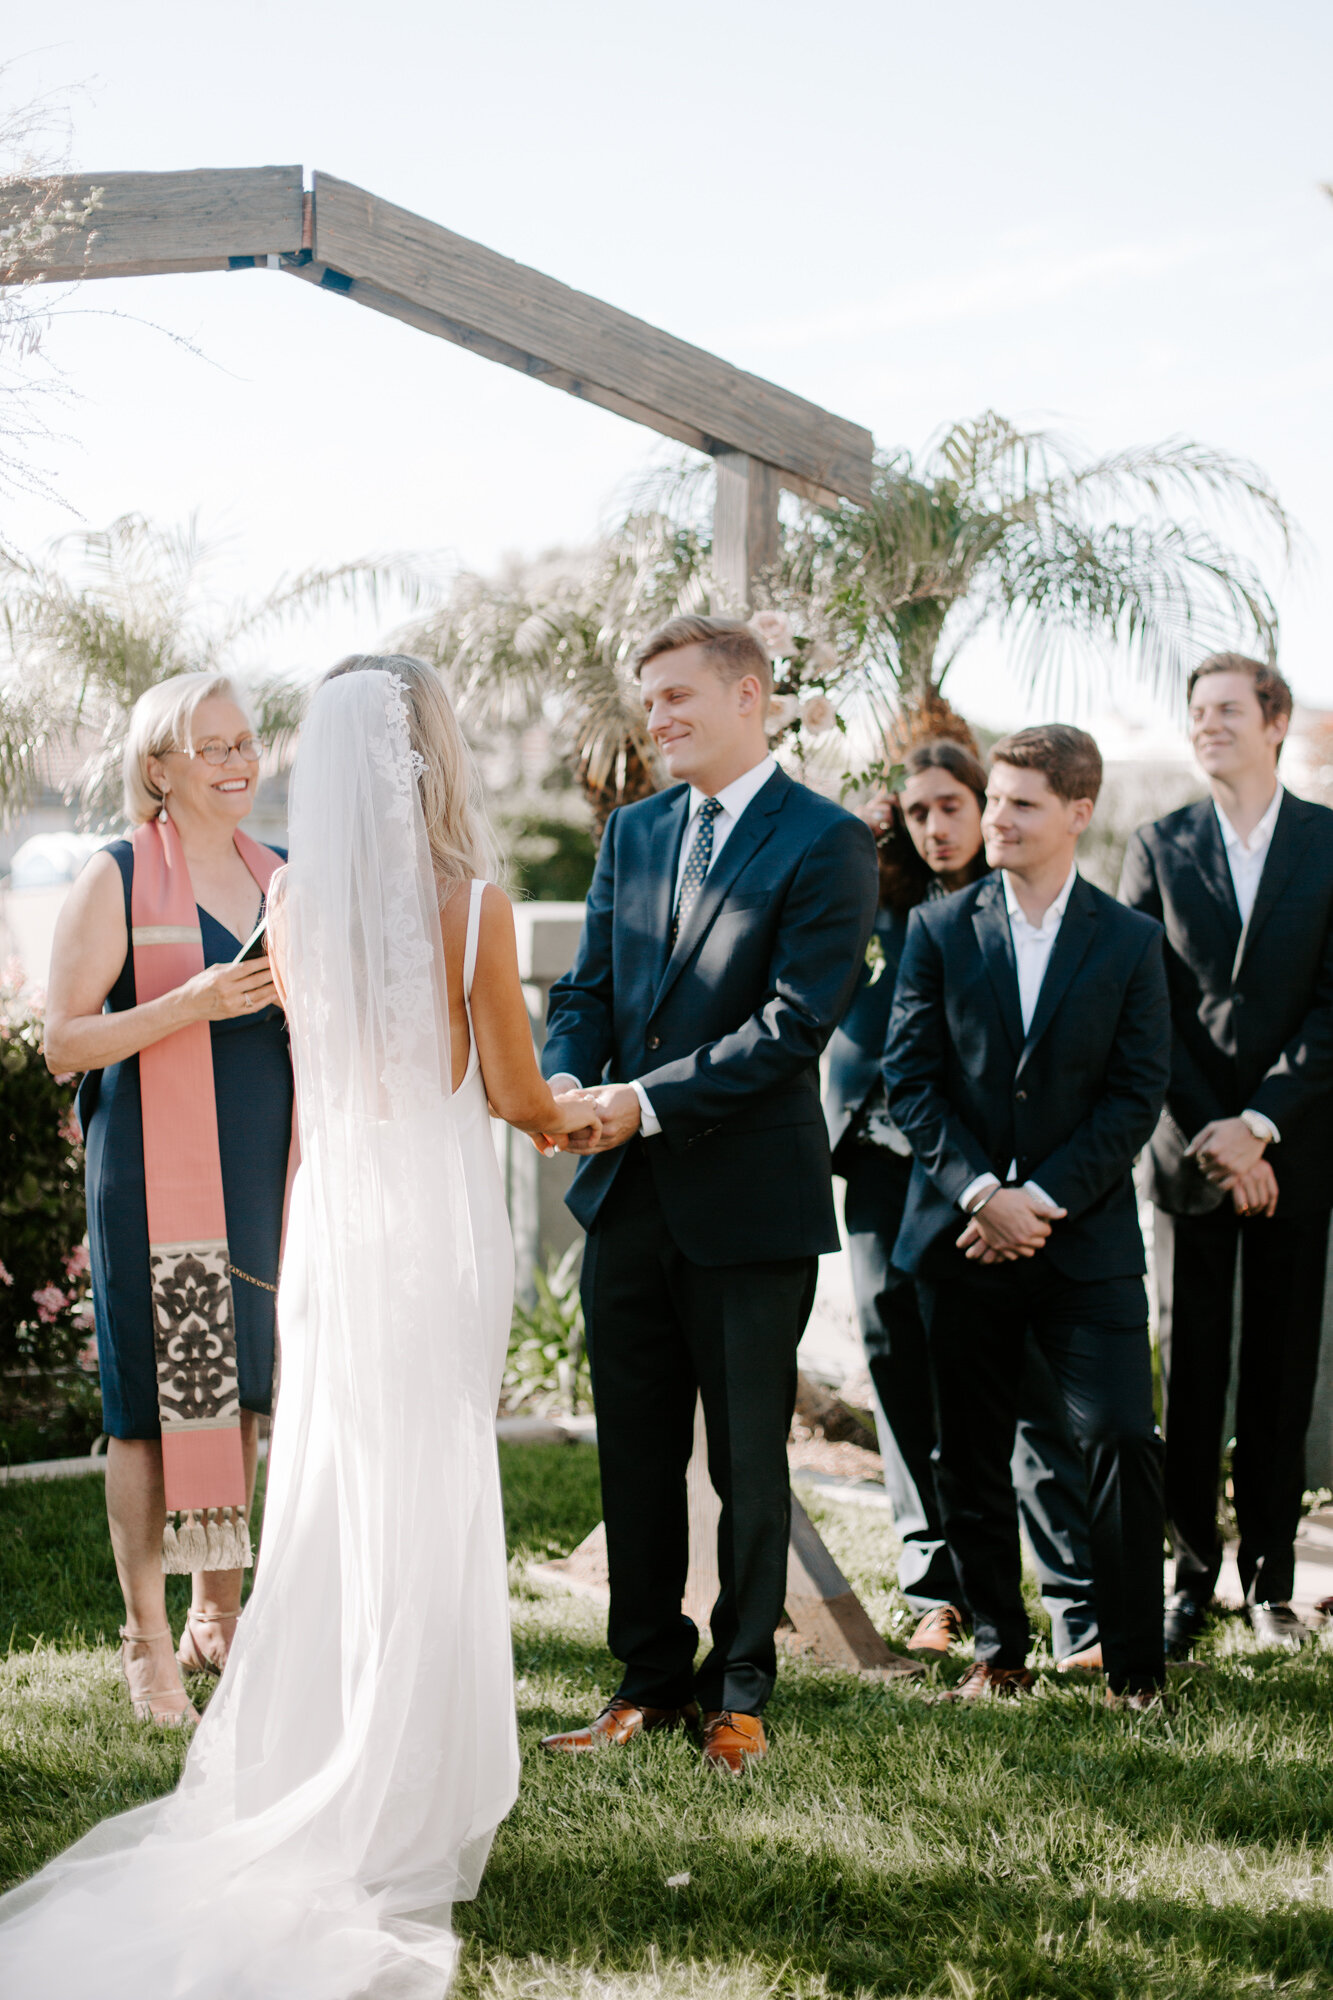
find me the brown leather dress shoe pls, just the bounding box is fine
[906,1604,966,1659]
[941,1661,1034,1702]
[701,1709,767,1773]
[540,1696,699,1752]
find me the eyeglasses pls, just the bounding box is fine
[188,736,265,767]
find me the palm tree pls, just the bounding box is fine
[403,413,1291,826]
[780,412,1290,722]
[0,514,433,827]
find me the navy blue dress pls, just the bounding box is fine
[79,839,294,1439]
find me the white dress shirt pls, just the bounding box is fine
[958,863,1078,1217]
[550,754,778,1139]
[1216,785,1282,926]
[1216,784,1285,1146]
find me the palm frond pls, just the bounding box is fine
[984,515,1280,706]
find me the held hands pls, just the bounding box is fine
[1186,1117,1268,1190]
[956,1187,1068,1264]
[563,1084,642,1155]
[529,1089,605,1158]
[183,955,279,1020]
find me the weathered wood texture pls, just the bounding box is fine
[283,259,718,461]
[4,167,304,282]
[713,451,783,609]
[784,1496,923,1677]
[311,173,873,502]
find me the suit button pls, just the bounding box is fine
[1233,994,1245,1007]
[646,1033,661,1050]
[1015,1089,1027,1101]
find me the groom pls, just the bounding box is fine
[539,615,878,1772]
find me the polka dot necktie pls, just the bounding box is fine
[672,797,722,942]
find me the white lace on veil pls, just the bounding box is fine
[0,671,519,1998]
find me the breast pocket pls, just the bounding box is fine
[717,891,775,916]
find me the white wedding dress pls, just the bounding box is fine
[0,671,520,1998]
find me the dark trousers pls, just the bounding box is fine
[1156,1203,1331,1606]
[580,1145,817,1714]
[843,1148,1097,1652]
[922,1254,1165,1693]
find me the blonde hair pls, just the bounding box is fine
[322,655,500,900]
[636,614,773,691]
[122,672,254,824]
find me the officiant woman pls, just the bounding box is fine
[43,673,294,1727]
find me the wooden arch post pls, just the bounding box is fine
[4,165,910,1673]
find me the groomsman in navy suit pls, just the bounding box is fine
[1121,654,1333,1654]
[538,616,878,1773]
[886,725,1171,1706]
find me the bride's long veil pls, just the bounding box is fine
[0,671,519,1998]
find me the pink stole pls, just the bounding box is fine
[131,815,287,1573]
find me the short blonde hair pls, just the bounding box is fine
[122,673,254,824]
[321,655,500,900]
[636,614,773,691]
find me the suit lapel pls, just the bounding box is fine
[1233,791,1315,978]
[970,874,1024,1057]
[1015,876,1100,1078]
[647,788,690,990]
[650,767,788,1014]
[1181,798,1242,942]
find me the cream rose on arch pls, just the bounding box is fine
[800,694,836,735]
[748,609,795,658]
[764,693,799,735]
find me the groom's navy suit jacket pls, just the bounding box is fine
[884,871,1171,1280]
[542,766,878,1267]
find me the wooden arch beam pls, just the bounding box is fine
[6,166,874,588]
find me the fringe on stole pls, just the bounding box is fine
[162,1506,254,1574]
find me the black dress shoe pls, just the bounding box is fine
[1164,1589,1210,1658]
[1248,1601,1313,1649]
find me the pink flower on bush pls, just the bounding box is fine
[32,1284,68,1324]
[0,1258,12,1286]
[800,694,837,736]
[63,1243,91,1280]
[748,610,795,658]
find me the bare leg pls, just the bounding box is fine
[105,1437,196,1724]
[182,1410,260,1671]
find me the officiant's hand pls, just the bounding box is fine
[564,1084,642,1154]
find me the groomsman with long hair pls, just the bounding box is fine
[1120,653,1333,1654]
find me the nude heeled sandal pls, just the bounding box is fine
[119,1626,200,1727]
[177,1605,240,1677]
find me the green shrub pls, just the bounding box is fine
[503,1244,591,1416]
[0,976,91,1384]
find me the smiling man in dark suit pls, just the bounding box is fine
[1120,653,1333,1655]
[537,614,878,1773]
[885,724,1171,1707]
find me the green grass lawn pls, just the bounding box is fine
[3,1447,1333,1997]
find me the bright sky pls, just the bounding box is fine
[8,0,1333,740]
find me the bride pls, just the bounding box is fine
[0,657,601,1998]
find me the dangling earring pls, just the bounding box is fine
[158,788,170,823]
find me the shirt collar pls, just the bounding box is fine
[1215,784,1283,856]
[1003,861,1079,935]
[688,753,777,823]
